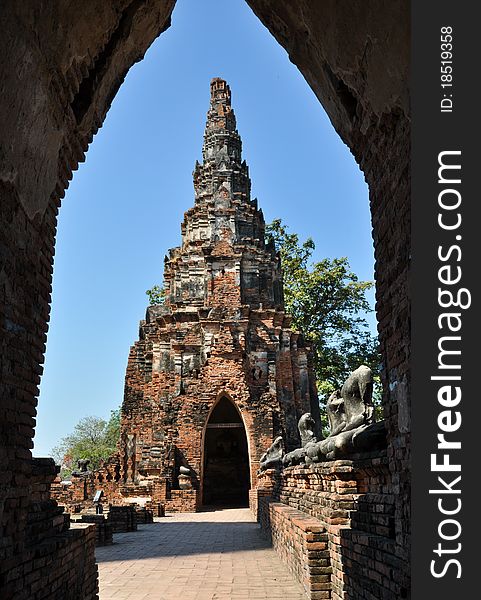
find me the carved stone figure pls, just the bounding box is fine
[351,420,387,452]
[178,466,193,489]
[259,436,284,472]
[283,412,318,467]
[306,420,386,462]
[126,434,136,457]
[77,459,90,472]
[282,446,307,467]
[298,412,317,446]
[72,458,91,476]
[304,366,384,462]
[303,438,325,464]
[326,389,346,436]
[341,364,374,431]
[125,433,136,483]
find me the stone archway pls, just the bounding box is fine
[202,397,250,507]
[0,2,410,598]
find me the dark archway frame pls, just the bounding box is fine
[0,0,410,596]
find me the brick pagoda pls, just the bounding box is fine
[59,79,320,512]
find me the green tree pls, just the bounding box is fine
[266,219,382,427]
[103,408,121,447]
[146,284,166,305]
[52,409,121,478]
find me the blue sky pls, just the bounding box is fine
[34,0,374,457]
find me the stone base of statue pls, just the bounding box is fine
[178,474,192,489]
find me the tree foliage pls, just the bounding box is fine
[52,409,121,478]
[266,219,381,419]
[146,284,166,305]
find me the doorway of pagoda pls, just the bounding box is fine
[202,397,250,507]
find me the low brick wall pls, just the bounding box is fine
[69,504,154,543]
[51,472,201,514]
[253,453,405,600]
[145,501,166,517]
[71,514,113,546]
[1,458,98,600]
[249,487,266,521]
[165,489,199,512]
[107,505,137,533]
[2,522,98,600]
[135,506,154,524]
[260,502,330,599]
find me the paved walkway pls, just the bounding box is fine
[96,508,307,600]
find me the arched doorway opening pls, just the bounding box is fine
[202,397,250,507]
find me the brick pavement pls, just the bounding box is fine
[96,507,307,600]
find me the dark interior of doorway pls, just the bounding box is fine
[203,397,250,507]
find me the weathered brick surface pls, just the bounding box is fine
[134,506,154,524]
[107,505,137,533]
[260,502,330,599]
[254,455,404,600]
[0,3,409,596]
[0,458,98,599]
[245,3,411,592]
[71,514,114,546]
[0,3,175,597]
[53,79,320,514]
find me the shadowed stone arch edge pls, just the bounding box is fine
[0,1,410,598]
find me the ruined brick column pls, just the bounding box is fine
[117,78,320,510]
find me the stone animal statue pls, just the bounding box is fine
[299,412,317,446]
[283,413,318,467]
[259,436,284,472]
[282,446,307,467]
[304,365,385,462]
[341,365,374,431]
[326,389,347,437]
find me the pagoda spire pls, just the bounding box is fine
[162,78,284,311]
[193,78,250,206]
[204,78,237,140]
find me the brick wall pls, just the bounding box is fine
[0,4,176,595]
[260,502,331,599]
[0,2,409,595]
[253,453,406,600]
[0,458,98,600]
[5,523,99,600]
[107,505,137,533]
[166,489,199,512]
[244,3,411,591]
[71,514,114,546]
[135,506,154,524]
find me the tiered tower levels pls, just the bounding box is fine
[115,79,319,510]
[164,78,283,311]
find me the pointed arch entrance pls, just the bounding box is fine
[202,397,250,507]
